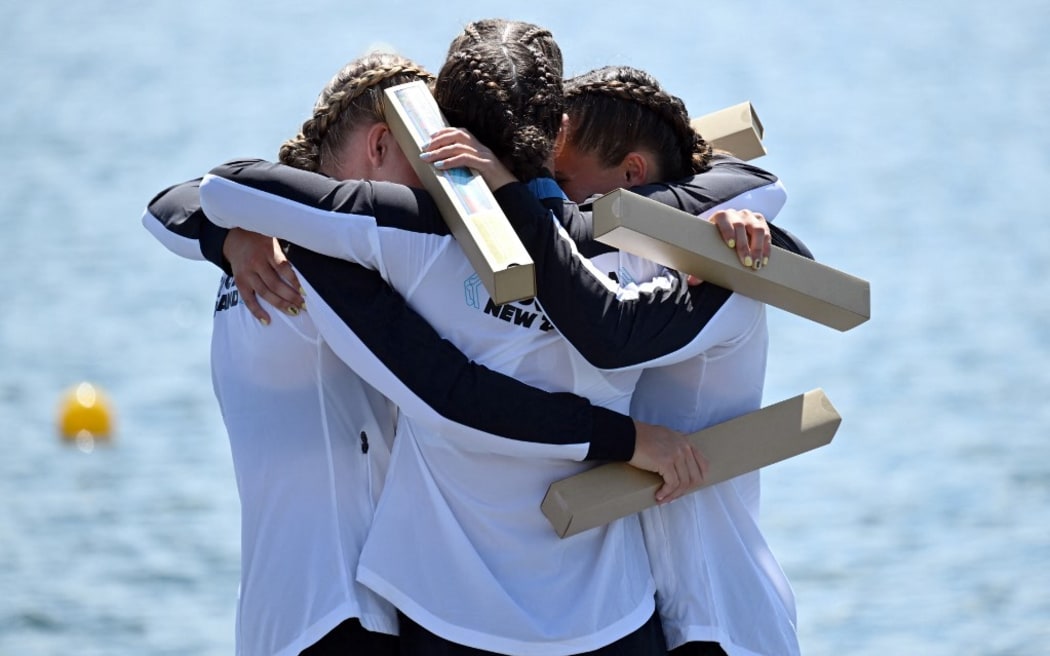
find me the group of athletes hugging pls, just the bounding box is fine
[144,17,813,656]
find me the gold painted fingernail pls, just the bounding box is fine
[763,257,769,267]
[286,306,299,316]
[259,317,270,326]
[726,239,736,249]
[743,256,753,268]
[299,287,306,296]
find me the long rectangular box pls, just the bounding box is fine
[542,388,841,538]
[383,81,536,305]
[591,189,871,331]
[691,101,767,161]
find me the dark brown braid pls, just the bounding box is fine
[278,52,434,174]
[435,19,564,181]
[445,18,563,72]
[563,66,712,179]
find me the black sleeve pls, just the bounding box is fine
[625,156,814,259]
[287,244,635,461]
[495,182,733,370]
[770,223,814,259]
[143,172,636,461]
[492,159,815,369]
[145,178,232,273]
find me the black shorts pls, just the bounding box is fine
[669,642,728,656]
[300,617,399,656]
[397,609,667,655]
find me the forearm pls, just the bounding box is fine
[495,182,734,370]
[142,178,231,272]
[288,243,636,461]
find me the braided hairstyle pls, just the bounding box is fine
[279,52,434,175]
[435,19,564,181]
[563,66,713,180]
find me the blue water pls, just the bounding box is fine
[2,1,1048,654]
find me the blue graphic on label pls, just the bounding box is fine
[464,273,484,309]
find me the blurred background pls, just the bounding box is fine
[2,1,1047,654]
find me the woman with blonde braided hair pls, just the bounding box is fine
[279,54,434,176]
[144,51,434,656]
[193,52,435,325]
[146,48,707,655]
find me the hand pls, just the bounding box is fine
[222,228,305,325]
[629,419,709,503]
[420,127,518,190]
[709,208,772,271]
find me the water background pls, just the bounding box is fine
[2,1,1048,654]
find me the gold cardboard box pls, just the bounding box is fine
[542,388,841,538]
[383,81,536,305]
[690,101,766,161]
[591,189,871,331]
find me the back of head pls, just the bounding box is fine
[563,65,712,180]
[435,19,564,180]
[280,52,434,174]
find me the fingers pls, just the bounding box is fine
[421,127,485,162]
[710,209,768,270]
[274,259,303,303]
[693,447,710,484]
[654,476,678,504]
[424,126,475,149]
[658,444,707,504]
[421,150,480,171]
[711,210,737,249]
[746,213,770,270]
[630,421,709,504]
[682,444,705,489]
[733,221,752,268]
[224,230,306,324]
[236,282,271,326]
[420,143,493,174]
[420,131,517,190]
[254,269,305,317]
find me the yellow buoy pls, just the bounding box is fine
[58,382,115,443]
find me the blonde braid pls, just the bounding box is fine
[279,56,434,172]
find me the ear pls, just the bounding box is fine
[364,122,391,171]
[621,151,650,186]
[555,113,570,150]
[547,114,571,171]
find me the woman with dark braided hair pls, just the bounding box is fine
[192,19,752,655]
[144,49,705,656]
[426,64,810,656]
[555,66,717,200]
[435,18,566,184]
[555,68,804,656]
[550,67,805,656]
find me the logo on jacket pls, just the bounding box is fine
[464,273,554,332]
[214,275,240,314]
